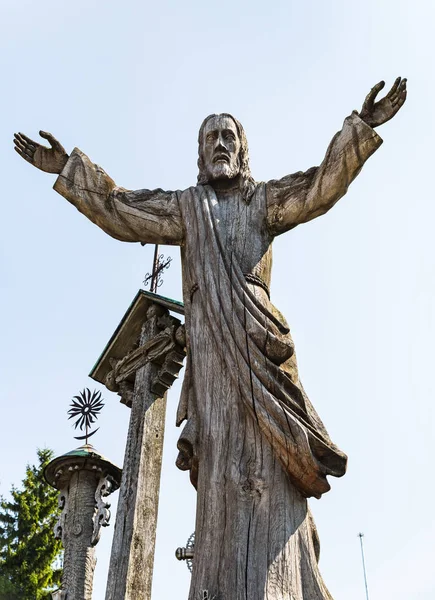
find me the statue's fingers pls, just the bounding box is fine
[39,130,65,152]
[15,133,37,153]
[397,89,407,107]
[14,132,27,146]
[14,146,34,165]
[392,81,407,107]
[13,135,26,151]
[364,80,385,109]
[389,82,406,105]
[13,138,34,159]
[392,90,406,106]
[387,77,401,99]
[17,131,39,146]
[23,146,35,160]
[39,130,56,145]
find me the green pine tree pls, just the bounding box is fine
[0,573,19,600]
[0,448,62,600]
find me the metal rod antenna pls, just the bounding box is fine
[143,244,172,292]
[358,532,370,600]
[151,244,159,293]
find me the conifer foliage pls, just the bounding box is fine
[0,448,62,599]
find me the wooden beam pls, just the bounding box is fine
[104,303,185,600]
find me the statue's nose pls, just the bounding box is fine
[216,137,228,151]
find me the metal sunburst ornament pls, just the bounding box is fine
[68,388,105,444]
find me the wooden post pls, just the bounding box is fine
[44,446,122,600]
[89,291,185,600]
[105,305,166,599]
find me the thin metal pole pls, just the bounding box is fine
[151,244,159,293]
[358,533,370,600]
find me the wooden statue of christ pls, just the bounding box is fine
[14,77,406,600]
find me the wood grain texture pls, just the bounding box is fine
[53,111,384,599]
[47,450,121,600]
[58,470,97,600]
[176,186,332,599]
[105,307,168,600]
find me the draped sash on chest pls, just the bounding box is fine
[176,185,347,499]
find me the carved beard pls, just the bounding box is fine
[203,157,240,182]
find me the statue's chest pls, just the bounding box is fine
[212,191,270,267]
[180,185,272,282]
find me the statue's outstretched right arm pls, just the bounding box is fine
[13,132,183,246]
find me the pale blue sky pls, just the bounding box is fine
[1,0,434,598]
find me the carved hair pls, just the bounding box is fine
[197,113,256,203]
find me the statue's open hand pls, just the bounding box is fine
[13,131,69,174]
[359,77,407,128]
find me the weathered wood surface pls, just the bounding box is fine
[89,289,184,388]
[89,296,184,599]
[50,115,381,600]
[105,305,170,600]
[17,80,407,599]
[44,444,121,600]
[60,470,97,600]
[105,319,185,403]
[46,449,121,600]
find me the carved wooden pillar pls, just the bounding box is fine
[44,446,122,600]
[89,290,185,600]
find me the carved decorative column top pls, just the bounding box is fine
[89,288,185,407]
[44,445,122,600]
[89,289,184,383]
[44,444,122,491]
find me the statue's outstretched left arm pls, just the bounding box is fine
[266,78,407,236]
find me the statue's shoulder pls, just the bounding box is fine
[176,185,204,214]
[178,184,203,198]
[246,181,266,210]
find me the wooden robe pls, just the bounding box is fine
[54,111,382,599]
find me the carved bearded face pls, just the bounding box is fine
[201,115,241,182]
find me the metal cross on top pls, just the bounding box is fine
[143,245,172,293]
